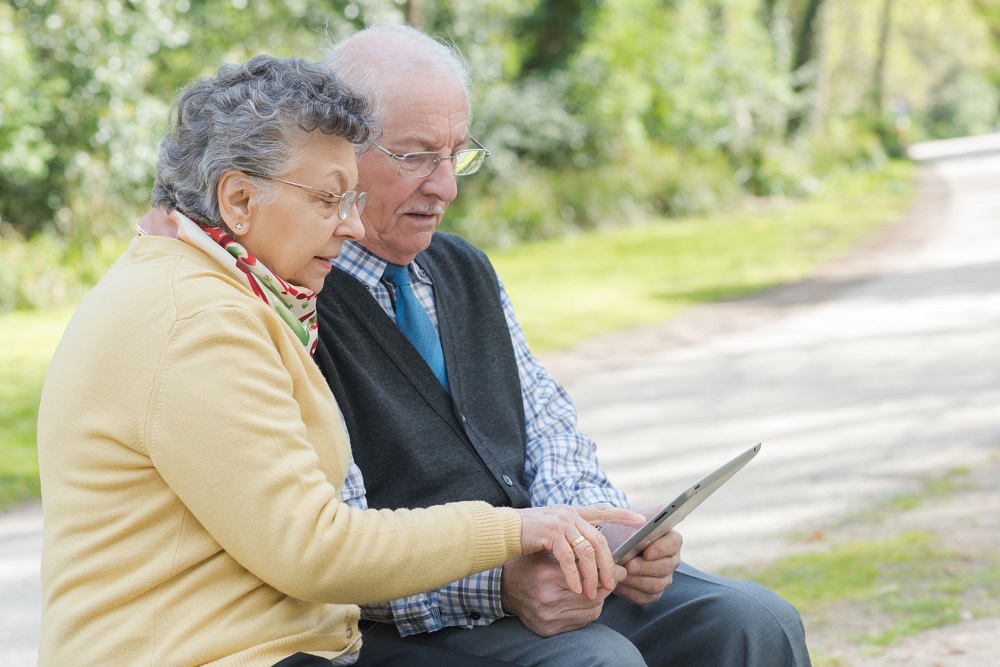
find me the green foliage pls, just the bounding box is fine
[805,115,890,173]
[2,1,171,238]
[0,0,374,242]
[1,0,998,256]
[820,0,999,145]
[0,231,128,313]
[514,0,600,76]
[922,70,1000,138]
[443,0,818,243]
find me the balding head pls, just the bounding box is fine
[324,24,471,121]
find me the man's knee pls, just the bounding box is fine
[680,569,809,665]
[600,565,811,666]
[557,624,646,667]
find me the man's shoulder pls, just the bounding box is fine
[429,231,483,254]
[426,232,493,270]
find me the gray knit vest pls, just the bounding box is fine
[314,233,532,510]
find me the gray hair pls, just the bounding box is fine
[323,24,472,122]
[152,54,379,225]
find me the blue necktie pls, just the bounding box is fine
[382,263,449,392]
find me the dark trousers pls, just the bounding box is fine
[353,563,812,667]
[272,641,518,667]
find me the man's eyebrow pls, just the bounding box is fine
[387,133,470,152]
[396,137,437,151]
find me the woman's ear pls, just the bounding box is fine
[217,171,254,236]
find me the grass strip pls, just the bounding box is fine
[0,308,75,506]
[490,161,914,352]
[724,466,1000,666]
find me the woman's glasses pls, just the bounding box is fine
[244,172,367,221]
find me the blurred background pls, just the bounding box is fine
[2,0,999,313]
[5,5,1000,662]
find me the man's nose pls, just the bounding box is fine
[420,157,458,203]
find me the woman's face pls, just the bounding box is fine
[239,132,365,293]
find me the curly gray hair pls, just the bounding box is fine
[152,54,379,225]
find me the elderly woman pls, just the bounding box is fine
[36,56,640,667]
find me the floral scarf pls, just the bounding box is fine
[137,210,319,355]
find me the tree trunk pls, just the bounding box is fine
[404,0,424,30]
[871,0,895,117]
[786,0,825,136]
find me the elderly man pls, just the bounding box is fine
[315,24,811,667]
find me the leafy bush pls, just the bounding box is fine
[0,230,128,313]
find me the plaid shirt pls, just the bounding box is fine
[333,240,629,636]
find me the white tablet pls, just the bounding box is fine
[600,443,761,564]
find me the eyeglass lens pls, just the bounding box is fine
[346,191,366,220]
[398,149,488,178]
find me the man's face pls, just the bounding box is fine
[356,73,470,265]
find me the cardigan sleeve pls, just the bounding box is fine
[144,303,522,604]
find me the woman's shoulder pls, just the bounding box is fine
[138,236,261,303]
[97,236,267,331]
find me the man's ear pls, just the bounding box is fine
[217,171,254,236]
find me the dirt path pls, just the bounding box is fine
[792,455,1000,666]
[539,135,1000,665]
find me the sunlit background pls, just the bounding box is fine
[3,5,1000,664]
[2,0,999,312]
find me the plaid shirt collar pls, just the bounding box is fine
[332,240,434,290]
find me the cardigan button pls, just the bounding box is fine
[346,627,353,639]
[502,474,514,486]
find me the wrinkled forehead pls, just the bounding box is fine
[379,71,470,140]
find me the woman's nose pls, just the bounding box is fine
[338,205,366,241]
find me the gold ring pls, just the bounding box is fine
[570,535,587,549]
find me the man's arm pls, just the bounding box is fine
[496,278,630,509]
[340,456,508,635]
[495,278,683,629]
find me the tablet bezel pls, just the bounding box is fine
[603,443,762,565]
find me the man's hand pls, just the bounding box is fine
[515,504,644,601]
[614,524,683,606]
[500,552,627,637]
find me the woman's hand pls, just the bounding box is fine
[515,505,646,601]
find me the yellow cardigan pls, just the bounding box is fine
[37,235,522,667]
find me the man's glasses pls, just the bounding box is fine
[372,137,491,178]
[244,172,367,221]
